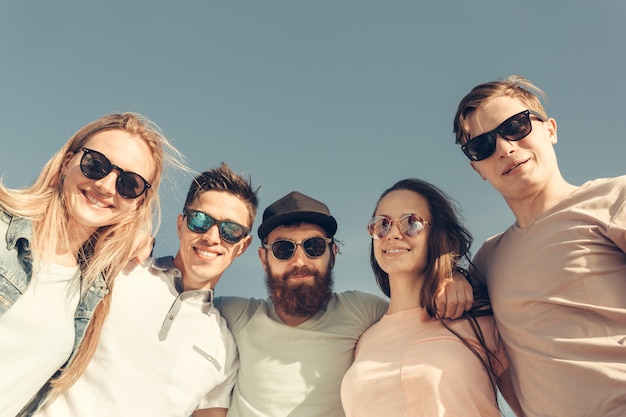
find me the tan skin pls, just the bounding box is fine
[467,96,578,228]
[375,189,523,416]
[57,130,154,267]
[174,191,253,291]
[192,407,228,417]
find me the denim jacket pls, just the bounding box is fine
[1,209,109,415]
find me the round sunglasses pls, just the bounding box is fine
[461,109,546,161]
[78,148,151,199]
[367,213,430,239]
[183,209,250,244]
[263,236,332,261]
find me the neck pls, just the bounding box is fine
[37,220,96,267]
[506,176,578,228]
[386,272,423,315]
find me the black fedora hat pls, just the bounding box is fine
[258,191,338,241]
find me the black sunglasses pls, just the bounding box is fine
[183,209,250,244]
[78,148,151,199]
[263,236,332,261]
[461,110,546,161]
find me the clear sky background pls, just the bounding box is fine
[3,0,626,301]
[1,3,625,413]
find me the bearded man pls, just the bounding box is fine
[214,191,469,417]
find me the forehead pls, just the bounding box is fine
[189,191,251,227]
[376,189,430,217]
[83,129,154,182]
[467,96,527,138]
[266,223,327,242]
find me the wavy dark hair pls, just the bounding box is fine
[370,178,500,397]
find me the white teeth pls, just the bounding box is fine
[86,193,107,208]
[196,248,218,258]
[385,248,408,254]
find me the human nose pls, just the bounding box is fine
[93,171,118,195]
[495,135,517,157]
[385,219,404,239]
[290,244,309,265]
[201,223,222,243]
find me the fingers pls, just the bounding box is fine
[435,271,475,319]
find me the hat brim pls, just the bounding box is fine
[258,211,338,241]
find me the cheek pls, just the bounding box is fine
[116,199,141,219]
[372,242,385,264]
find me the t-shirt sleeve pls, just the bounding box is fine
[213,296,261,333]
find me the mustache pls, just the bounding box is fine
[284,266,317,280]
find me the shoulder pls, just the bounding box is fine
[121,257,166,280]
[330,290,388,318]
[214,295,264,309]
[1,209,33,246]
[579,175,626,198]
[335,290,387,305]
[566,176,626,220]
[474,231,507,260]
[214,296,266,324]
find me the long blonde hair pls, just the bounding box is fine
[0,112,187,394]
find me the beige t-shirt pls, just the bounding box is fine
[215,291,389,417]
[473,175,626,417]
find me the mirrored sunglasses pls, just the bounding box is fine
[183,209,250,244]
[367,213,430,239]
[461,110,546,161]
[264,236,332,261]
[78,147,151,199]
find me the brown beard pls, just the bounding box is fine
[265,263,334,318]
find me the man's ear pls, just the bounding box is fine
[235,235,253,257]
[258,246,269,273]
[547,118,558,144]
[176,214,185,239]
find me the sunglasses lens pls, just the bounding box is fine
[501,112,532,141]
[302,237,328,258]
[271,240,296,260]
[187,211,212,233]
[80,150,110,180]
[116,173,145,199]
[400,214,425,237]
[367,217,390,239]
[464,133,496,161]
[220,222,247,244]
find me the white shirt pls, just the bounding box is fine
[0,261,80,417]
[35,257,238,417]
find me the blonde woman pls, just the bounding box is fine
[0,113,185,416]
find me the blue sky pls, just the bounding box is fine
[3,2,624,414]
[2,0,625,297]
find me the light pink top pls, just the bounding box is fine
[341,308,506,417]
